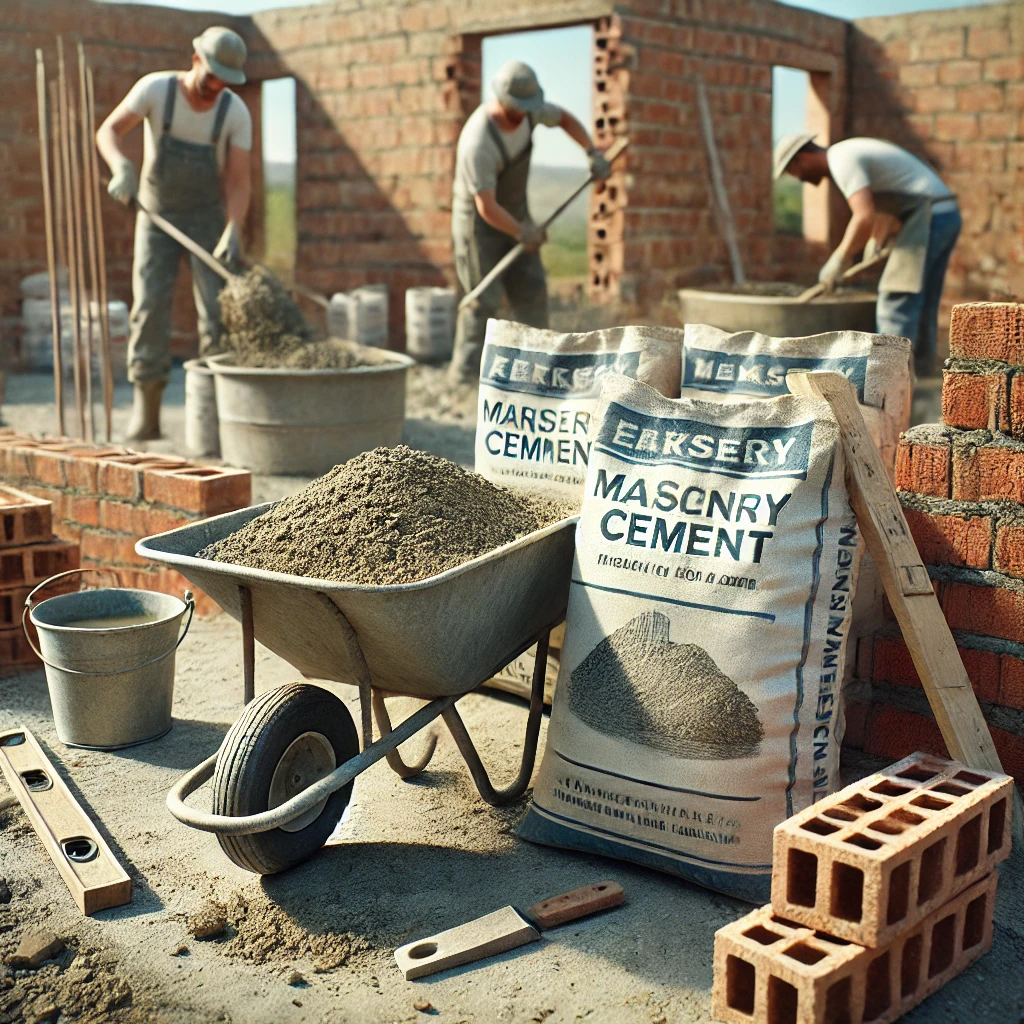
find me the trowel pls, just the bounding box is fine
[394,880,624,980]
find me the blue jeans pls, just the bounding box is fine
[875,206,961,375]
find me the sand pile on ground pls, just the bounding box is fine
[567,610,763,759]
[200,446,573,585]
[219,267,379,370]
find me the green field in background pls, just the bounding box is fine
[263,186,296,273]
[774,176,803,236]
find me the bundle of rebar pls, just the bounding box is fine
[35,39,113,441]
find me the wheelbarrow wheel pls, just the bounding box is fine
[212,682,358,875]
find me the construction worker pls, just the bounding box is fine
[96,27,251,440]
[448,60,612,383]
[773,134,960,376]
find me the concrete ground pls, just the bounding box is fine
[0,363,1020,1024]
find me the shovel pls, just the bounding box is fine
[394,880,624,980]
[458,137,630,313]
[794,246,893,304]
[131,197,330,308]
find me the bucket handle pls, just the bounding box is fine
[22,569,196,677]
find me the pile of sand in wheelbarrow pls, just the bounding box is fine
[219,266,379,370]
[200,446,574,585]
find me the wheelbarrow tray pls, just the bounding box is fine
[137,504,577,698]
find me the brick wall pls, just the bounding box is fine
[848,301,1024,786]
[0,430,252,616]
[850,4,1024,352]
[1,0,265,363]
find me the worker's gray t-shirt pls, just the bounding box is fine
[826,138,955,213]
[452,102,563,222]
[125,71,252,178]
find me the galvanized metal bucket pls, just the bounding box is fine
[25,570,195,750]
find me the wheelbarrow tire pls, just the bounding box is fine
[212,682,359,875]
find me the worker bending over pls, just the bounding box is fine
[96,27,251,440]
[449,60,611,383]
[773,134,960,376]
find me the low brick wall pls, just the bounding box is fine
[848,299,1024,786]
[0,432,251,616]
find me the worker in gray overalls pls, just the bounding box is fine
[774,134,961,377]
[448,60,612,384]
[96,27,252,440]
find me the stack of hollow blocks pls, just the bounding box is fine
[712,752,1012,1024]
[0,485,78,669]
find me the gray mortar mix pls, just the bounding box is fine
[219,266,379,370]
[567,610,764,759]
[201,445,574,586]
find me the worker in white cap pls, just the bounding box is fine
[773,134,960,376]
[96,27,252,440]
[448,59,612,383]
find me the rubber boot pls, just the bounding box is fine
[125,379,166,442]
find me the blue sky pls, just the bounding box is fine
[103,0,999,164]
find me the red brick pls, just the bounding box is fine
[97,456,169,501]
[27,450,71,488]
[895,436,951,497]
[0,487,52,548]
[115,536,147,567]
[99,500,139,535]
[941,366,1008,431]
[993,519,1024,579]
[142,466,251,515]
[998,655,1024,710]
[158,568,220,617]
[0,625,41,668]
[984,55,1024,81]
[934,112,979,141]
[956,82,1004,112]
[959,646,1002,704]
[939,579,1024,643]
[0,542,78,588]
[1009,373,1024,439]
[65,449,128,493]
[771,751,1009,947]
[715,873,996,1024]
[968,25,1010,60]
[939,59,982,86]
[902,506,992,569]
[79,529,119,566]
[142,507,192,537]
[949,302,1024,363]
[66,495,101,529]
[871,633,1000,703]
[952,442,1024,502]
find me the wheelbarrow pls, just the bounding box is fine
[136,504,577,875]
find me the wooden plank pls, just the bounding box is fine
[0,727,131,914]
[787,371,1022,837]
[527,880,624,930]
[394,906,539,980]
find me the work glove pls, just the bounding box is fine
[213,221,243,267]
[587,147,612,181]
[107,160,138,206]
[817,248,847,292]
[518,220,546,251]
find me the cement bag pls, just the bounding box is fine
[681,324,911,474]
[520,373,859,902]
[475,319,683,503]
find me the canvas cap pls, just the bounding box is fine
[193,26,247,85]
[772,132,817,180]
[492,60,545,113]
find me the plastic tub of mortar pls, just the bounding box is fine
[678,288,877,336]
[184,359,220,459]
[206,351,414,476]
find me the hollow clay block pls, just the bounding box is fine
[771,751,1011,948]
[713,872,997,1024]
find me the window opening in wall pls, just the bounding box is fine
[481,26,593,281]
[261,77,297,274]
[772,66,811,236]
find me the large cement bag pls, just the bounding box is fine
[520,373,859,902]
[474,319,683,503]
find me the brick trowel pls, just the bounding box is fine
[394,881,624,980]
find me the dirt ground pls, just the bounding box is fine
[0,359,1014,1024]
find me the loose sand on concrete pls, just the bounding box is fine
[0,361,1020,1023]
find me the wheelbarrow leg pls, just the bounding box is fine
[372,690,438,779]
[443,630,550,807]
[240,585,255,705]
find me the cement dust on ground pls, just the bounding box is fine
[0,341,1016,1023]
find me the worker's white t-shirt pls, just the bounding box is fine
[124,71,252,175]
[453,102,563,212]
[827,137,955,212]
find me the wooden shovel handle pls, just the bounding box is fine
[527,880,624,930]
